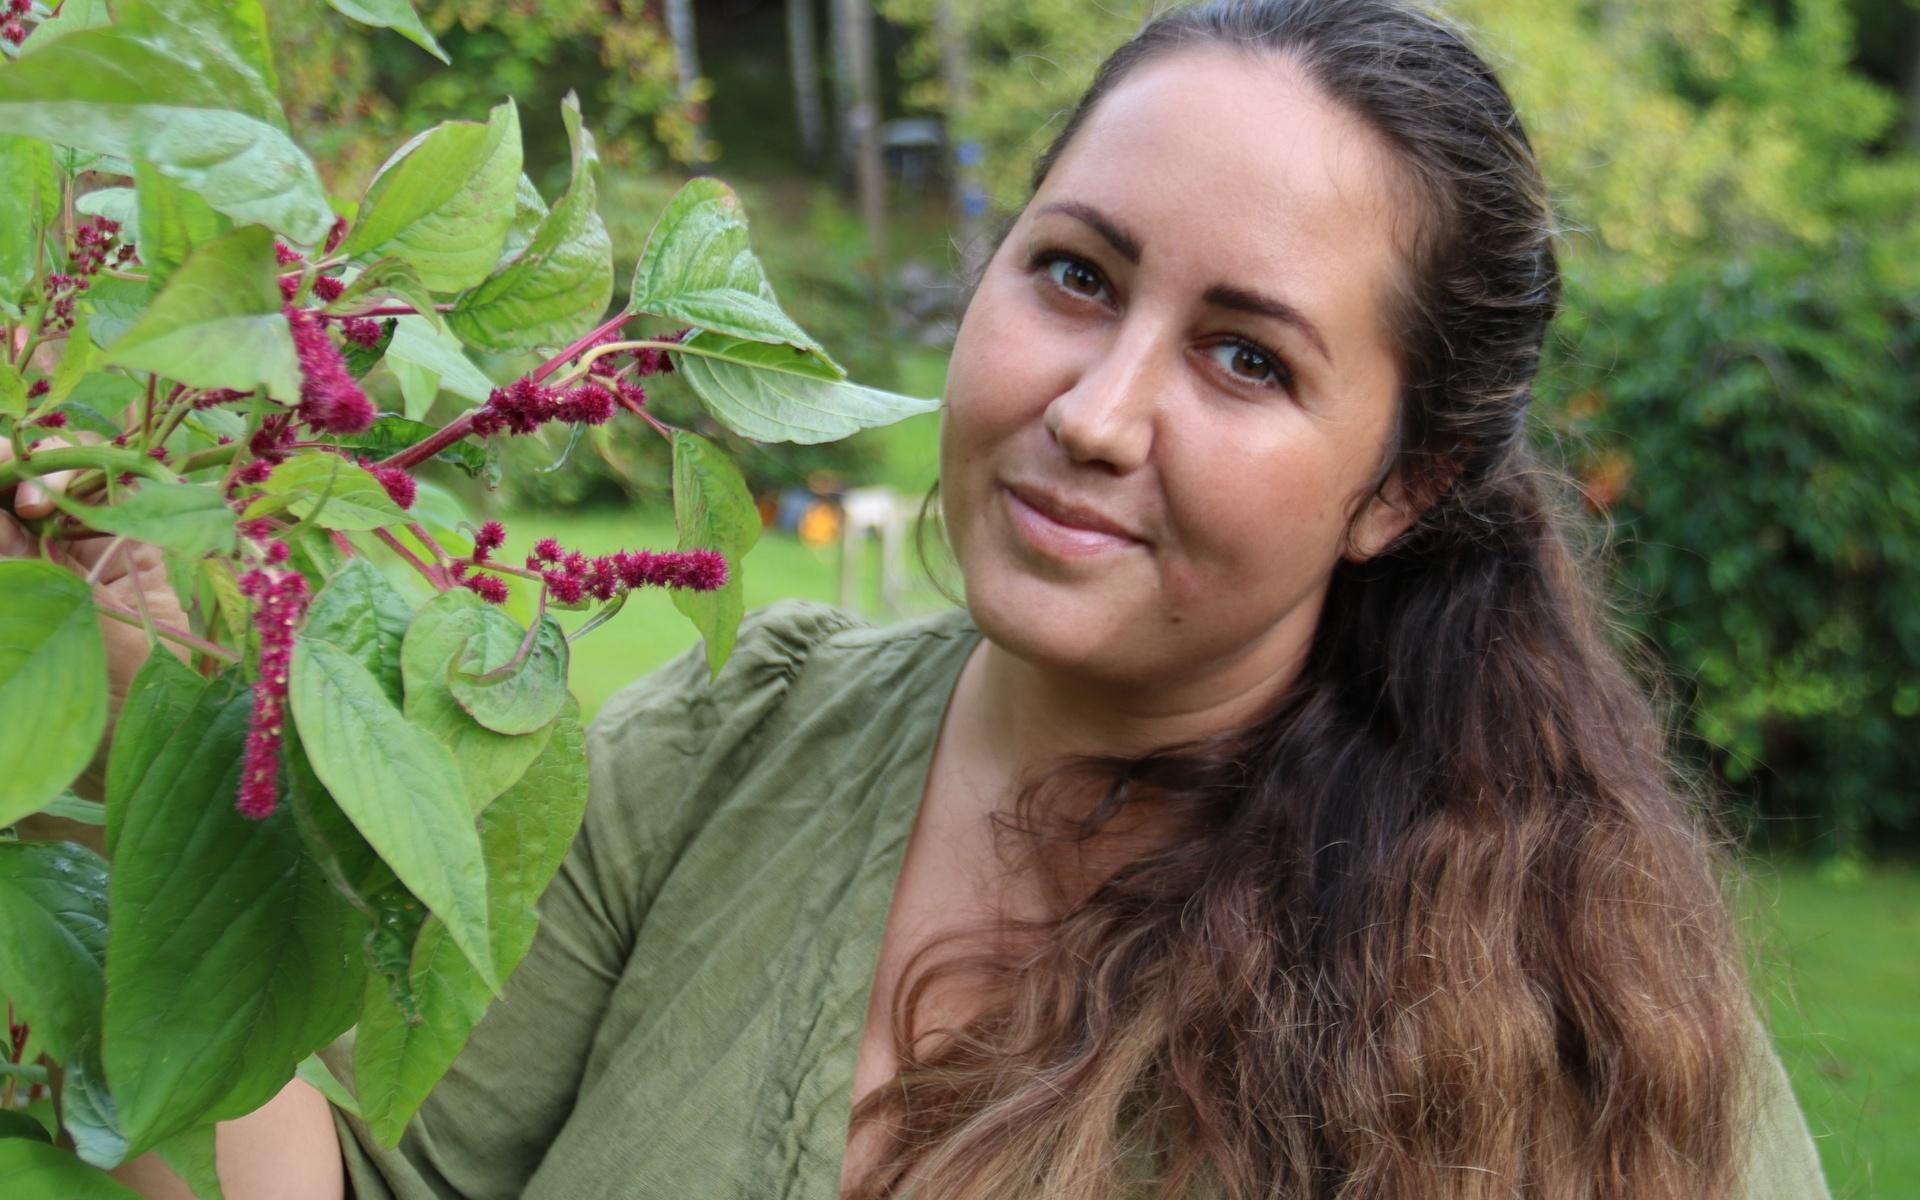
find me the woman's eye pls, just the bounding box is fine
[1041,254,1109,303]
[1204,339,1290,391]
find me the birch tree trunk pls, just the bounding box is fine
[664,0,712,161]
[786,0,827,162]
[835,0,888,299]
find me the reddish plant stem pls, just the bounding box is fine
[373,527,448,590]
[377,409,479,473]
[407,521,451,565]
[94,600,240,663]
[531,312,630,384]
[316,304,452,319]
[328,529,356,560]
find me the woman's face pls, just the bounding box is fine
[940,46,1418,696]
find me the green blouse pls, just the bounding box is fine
[319,600,1830,1199]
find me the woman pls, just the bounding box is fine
[35,0,1827,1196]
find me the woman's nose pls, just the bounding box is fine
[1042,330,1162,474]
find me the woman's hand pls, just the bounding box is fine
[0,435,193,807]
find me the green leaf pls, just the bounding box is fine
[45,308,97,408]
[0,841,109,1072]
[670,432,762,676]
[329,257,445,335]
[255,451,409,532]
[289,637,500,994]
[352,703,587,1145]
[50,481,237,560]
[62,1061,126,1168]
[326,415,492,480]
[0,11,334,243]
[325,0,450,64]
[345,101,520,293]
[400,590,556,812]
[675,329,941,444]
[105,225,299,402]
[81,275,154,350]
[339,317,396,379]
[303,558,413,705]
[448,615,568,735]
[626,177,836,371]
[446,93,612,354]
[0,360,26,418]
[498,172,547,263]
[15,0,112,56]
[383,314,494,420]
[133,158,231,288]
[104,650,204,856]
[0,560,107,827]
[154,1125,223,1200]
[295,1053,362,1120]
[0,1137,140,1198]
[104,665,365,1152]
[43,792,108,825]
[0,137,60,313]
[0,1110,52,1142]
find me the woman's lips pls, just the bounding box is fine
[1001,485,1145,558]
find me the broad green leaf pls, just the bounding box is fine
[82,275,154,350]
[0,13,333,243]
[329,257,446,335]
[0,560,107,826]
[0,136,59,314]
[154,1124,223,1200]
[675,329,941,444]
[325,0,449,64]
[15,0,112,56]
[448,615,568,735]
[400,590,556,812]
[383,314,494,420]
[133,158,231,287]
[75,187,141,241]
[255,451,409,531]
[626,177,835,370]
[45,308,97,408]
[50,481,237,560]
[103,650,204,856]
[304,558,413,705]
[446,93,612,354]
[671,432,761,676]
[106,226,299,402]
[104,665,364,1152]
[345,102,520,293]
[284,728,390,904]
[498,172,548,263]
[339,317,396,379]
[62,1061,127,1168]
[0,360,25,418]
[0,841,109,1072]
[353,704,588,1144]
[295,1053,362,1119]
[0,1137,140,1198]
[289,636,499,993]
[327,415,493,480]
[0,1110,51,1142]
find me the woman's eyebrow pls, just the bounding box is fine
[1204,283,1333,365]
[1037,199,1143,264]
[1035,199,1334,366]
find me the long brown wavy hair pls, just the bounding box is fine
[857,2,1756,1197]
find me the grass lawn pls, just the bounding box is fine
[1746,862,1920,1197]
[515,506,1913,1198]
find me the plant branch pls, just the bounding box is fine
[531,312,631,384]
[376,409,481,473]
[0,444,177,491]
[373,526,448,590]
[95,599,240,663]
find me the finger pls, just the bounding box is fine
[16,479,53,518]
[0,512,30,559]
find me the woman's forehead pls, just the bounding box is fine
[1028,47,1413,354]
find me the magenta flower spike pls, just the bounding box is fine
[284,305,375,434]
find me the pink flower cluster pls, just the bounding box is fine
[469,378,616,438]
[523,535,727,604]
[41,217,131,334]
[285,304,374,434]
[357,457,417,510]
[447,520,726,607]
[236,562,310,820]
[1,0,28,45]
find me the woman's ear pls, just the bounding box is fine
[1342,456,1461,562]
